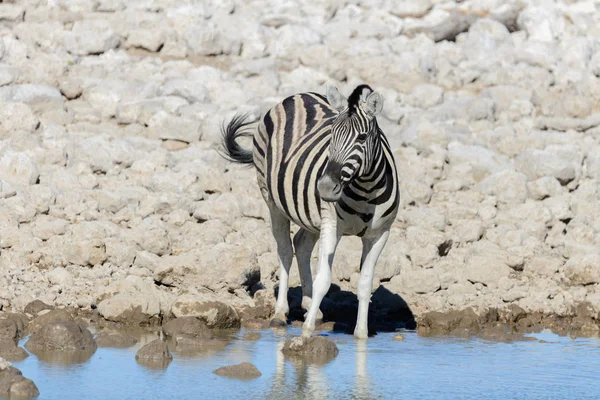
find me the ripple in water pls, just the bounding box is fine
[11,328,600,400]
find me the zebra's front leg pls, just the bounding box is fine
[354,230,390,339]
[269,206,293,328]
[302,203,340,337]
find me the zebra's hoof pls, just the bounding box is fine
[269,317,287,328]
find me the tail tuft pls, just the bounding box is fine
[220,113,254,165]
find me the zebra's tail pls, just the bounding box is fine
[220,113,254,165]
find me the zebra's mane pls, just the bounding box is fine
[347,84,373,115]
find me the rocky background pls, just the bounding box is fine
[0,0,599,334]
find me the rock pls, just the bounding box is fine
[0,5,24,23]
[162,317,214,340]
[147,111,201,143]
[464,256,512,288]
[0,151,39,186]
[47,268,73,287]
[517,6,563,43]
[243,332,261,341]
[388,0,432,18]
[281,336,339,363]
[32,216,69,240]
[0,66,16,87]
[24,300,53,316]
[65,20,120,55]
[515,150,576,186]
[135,339,172,368]
[26,309,73,335]
[393,333,405,341]
[25,321,97,352]
[527,177,564,200]
[213,362,261,380]
[0,318,18,342]
[406,84,444,109]
[390,267,441,294]
[160,79,209,104]
[418,308,482,336]
[169,294,240,329]
[97,292,161,325]
[565,254,600,286]
[448,142,508,181]
[0,342,28,362]
[126,29,165,52]
[95,332,137,348]
[403,8,471,42]
[0,358,39,399]
[0,103,39,136]
[154,243,259,293]
[64,238,107,267]
[479,170,528,207]
[451,219,484,243]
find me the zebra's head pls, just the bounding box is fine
[317,84,384,202]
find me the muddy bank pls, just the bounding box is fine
[418,303,600,340]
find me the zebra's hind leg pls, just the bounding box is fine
[269,205,293,328]
[293,228,320,314]
[354,230,390,339]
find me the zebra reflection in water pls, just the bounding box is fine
[221,84,400,339]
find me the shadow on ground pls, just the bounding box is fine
[275,284,416,335]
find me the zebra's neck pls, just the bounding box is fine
[351,129,389,195]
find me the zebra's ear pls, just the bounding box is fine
[326,85,347,112]
[365,92,384,117]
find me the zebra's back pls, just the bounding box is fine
[253,91,400,236]
[253,92,336,232]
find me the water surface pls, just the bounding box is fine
[13,328,600,400]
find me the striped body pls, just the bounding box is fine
[252,92,400,236]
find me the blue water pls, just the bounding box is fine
[11,328,600,400]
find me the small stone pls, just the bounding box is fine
[281,336,339,364]
[213,362,261,380]
[393,333,405,341]
[242,332,261,341]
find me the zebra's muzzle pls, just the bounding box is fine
[317,174,342,202]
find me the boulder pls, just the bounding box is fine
[564,254,600,286]
[464,256,512,288]
[162,317,213,340]
[26,309,73,335]
[154,244,259,293]
[170,294,241,329]
[25,321,97,352]
[97,292,161,325]
[135,339,172,368]
[0,358,39,399]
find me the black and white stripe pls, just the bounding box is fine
[221,84,400,338]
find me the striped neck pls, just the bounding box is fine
[353,127,387,191]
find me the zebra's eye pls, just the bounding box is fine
[357,133,367,142]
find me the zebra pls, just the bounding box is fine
[221,84,400,339]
